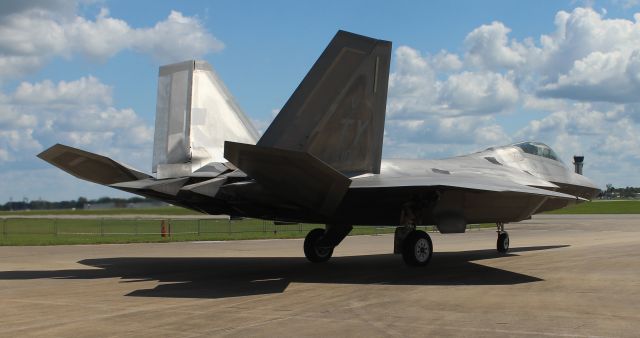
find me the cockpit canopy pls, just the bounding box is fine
[513,142,562,162]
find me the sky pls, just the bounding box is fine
[1,0,640,203]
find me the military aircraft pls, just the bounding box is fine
[39,31,600,266]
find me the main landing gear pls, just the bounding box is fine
[303,224,352,263]
[394,226,433,266]
[304,224,433,267]
[401,229,433,266]
[303,228,333,262]
[496,222,510,253]
[303,222,506,265]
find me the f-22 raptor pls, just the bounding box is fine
[39,31,600,266]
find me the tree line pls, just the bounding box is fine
[600,185,640,199]
[1,196,152,211]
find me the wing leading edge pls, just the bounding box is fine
[350,174,585,201]
[37,144,151,185]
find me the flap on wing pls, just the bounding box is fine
[224,141,351,216]
[38,144,151,185]
[351,175,580,200]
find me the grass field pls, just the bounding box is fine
[545,200,640,214]
[0,220,420,246]
[0,216,423,246]
[1,200,637,246]
[0,206,199,216]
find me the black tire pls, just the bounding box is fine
[497,231,510,253]
[304,228,334,263]
[401,230,433,266]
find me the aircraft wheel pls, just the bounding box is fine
[402,230,433,266]
[497,231,510,253]
[304,228,334,263]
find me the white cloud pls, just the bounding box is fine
[4,4,640,201]
[384,6,640,189]
[131,11,223,62]
[384,114,511,161]
[385,45,517,157]
[539,50,640,102]
[14,76,112,106]
[0,128,42,160]
[464,21,529,70]
[514,103,640,186]
[534,9,640,100]
[0,1,225,202]
[0,3,224,78]
[0,76,152,169]
[439,71,519,115]
[431,50,463,71]
[453,8,640,104]
[388,46,519,118]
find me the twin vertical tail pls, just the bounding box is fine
[257,30,392,176]
[38,59,260,205]
[153,60,259,179]
[38,30,392,217]
[225,30,392,216]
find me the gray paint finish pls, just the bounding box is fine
[39,30,600,228]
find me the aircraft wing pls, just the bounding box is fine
[351,174,585,200]
[37,144,151,185]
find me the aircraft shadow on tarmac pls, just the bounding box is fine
[0,245,568,299]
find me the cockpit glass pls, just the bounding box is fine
[513,142,561,162]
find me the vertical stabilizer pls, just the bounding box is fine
[257,31,391,176]
[153,60,259,178]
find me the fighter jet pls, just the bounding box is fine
[38,31,600,266]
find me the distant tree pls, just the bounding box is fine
[96,196,112,204]
[76,197,88,209]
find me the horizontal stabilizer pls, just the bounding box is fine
[110,177,189,196]
[224,141,351,217]
[37,144,150,185]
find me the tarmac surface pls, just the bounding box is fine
[1,214,639,337]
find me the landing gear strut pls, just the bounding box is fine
[496,222,509,253]
[303,224,352,263]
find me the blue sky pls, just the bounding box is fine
[1,0,640,202]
